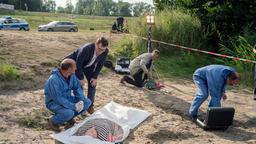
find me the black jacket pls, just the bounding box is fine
[66,43,108,80]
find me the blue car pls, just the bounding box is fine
[0,18,30,31]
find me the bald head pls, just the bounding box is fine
[60,58,76,75]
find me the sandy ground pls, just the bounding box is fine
[0,31,256,144]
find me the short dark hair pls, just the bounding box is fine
[153,49,160,55]
[228,72,240,81]
[60,62,73,70]
[96,37,108,47]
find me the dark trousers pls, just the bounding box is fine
[123,70,148,88]
[124,61,152,88]
[83,67,96,105]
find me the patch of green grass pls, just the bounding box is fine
[16,108,52,131]
[155,52,222,80]
[0,60,19,81]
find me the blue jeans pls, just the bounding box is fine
[47,98,91,125]
[189,75,221,116]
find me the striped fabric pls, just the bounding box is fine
[74,118,124,142]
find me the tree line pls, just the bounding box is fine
[1,0,153,17]
[154,0,256,51]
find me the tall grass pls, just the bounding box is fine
[130,9,205,50]
[220,36,256,87]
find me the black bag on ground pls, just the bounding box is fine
[196,107,235,130]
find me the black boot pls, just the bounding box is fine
[49,118,61,132]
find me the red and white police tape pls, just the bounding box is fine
[126,34,256,64]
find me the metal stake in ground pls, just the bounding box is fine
[146,15,155,53]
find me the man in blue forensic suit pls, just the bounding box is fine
[44,59,91,131]
[189,65,240,120]
[65,37,109,114]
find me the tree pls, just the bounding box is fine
[132,2,153,17]
[189,0,256,50]
[2,0,43,11]
[57,6,65,13]
[154,0,174,11]
[153,0,256,51]
[92,0,113,16]
[65,0,74,14]
[116,1,132,17]
[82,0,94,15]
[42,0,56,12]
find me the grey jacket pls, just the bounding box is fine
[129,53,153,76]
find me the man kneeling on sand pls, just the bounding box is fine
[120,49,160,88]
[44,59,91,132]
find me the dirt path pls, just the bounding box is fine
[0,31,255,144]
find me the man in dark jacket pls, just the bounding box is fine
[65,37,109,114]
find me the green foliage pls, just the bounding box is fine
[73,0,132,16]
[2,0,43,11]
[93,0,113,16]
[115,1,132,17]
[132,2,153,17]
[131,9,204,50]
[154,0,256,52]
[154,0,192,11]
[113,37,146,59]
[43,0,56,12]
[57,6,65,13]
[65,0,74,14]
[220,36,256,86]
[75,0,94,15]
[0,61,19,81]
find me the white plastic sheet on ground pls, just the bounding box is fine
[51,101,151,144]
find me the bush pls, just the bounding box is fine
[113,37,147,59]
[0,61,19,81]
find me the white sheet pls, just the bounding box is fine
[51,101,151,144]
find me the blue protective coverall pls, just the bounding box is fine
[44,69,91,124]
[189,65,236,117]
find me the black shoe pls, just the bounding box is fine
[190,115,198,122]
[87,105,95,114]
[67,118,76,126]
[64,119,76,130]
[120,77,125,84]
[49,119,61,132]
